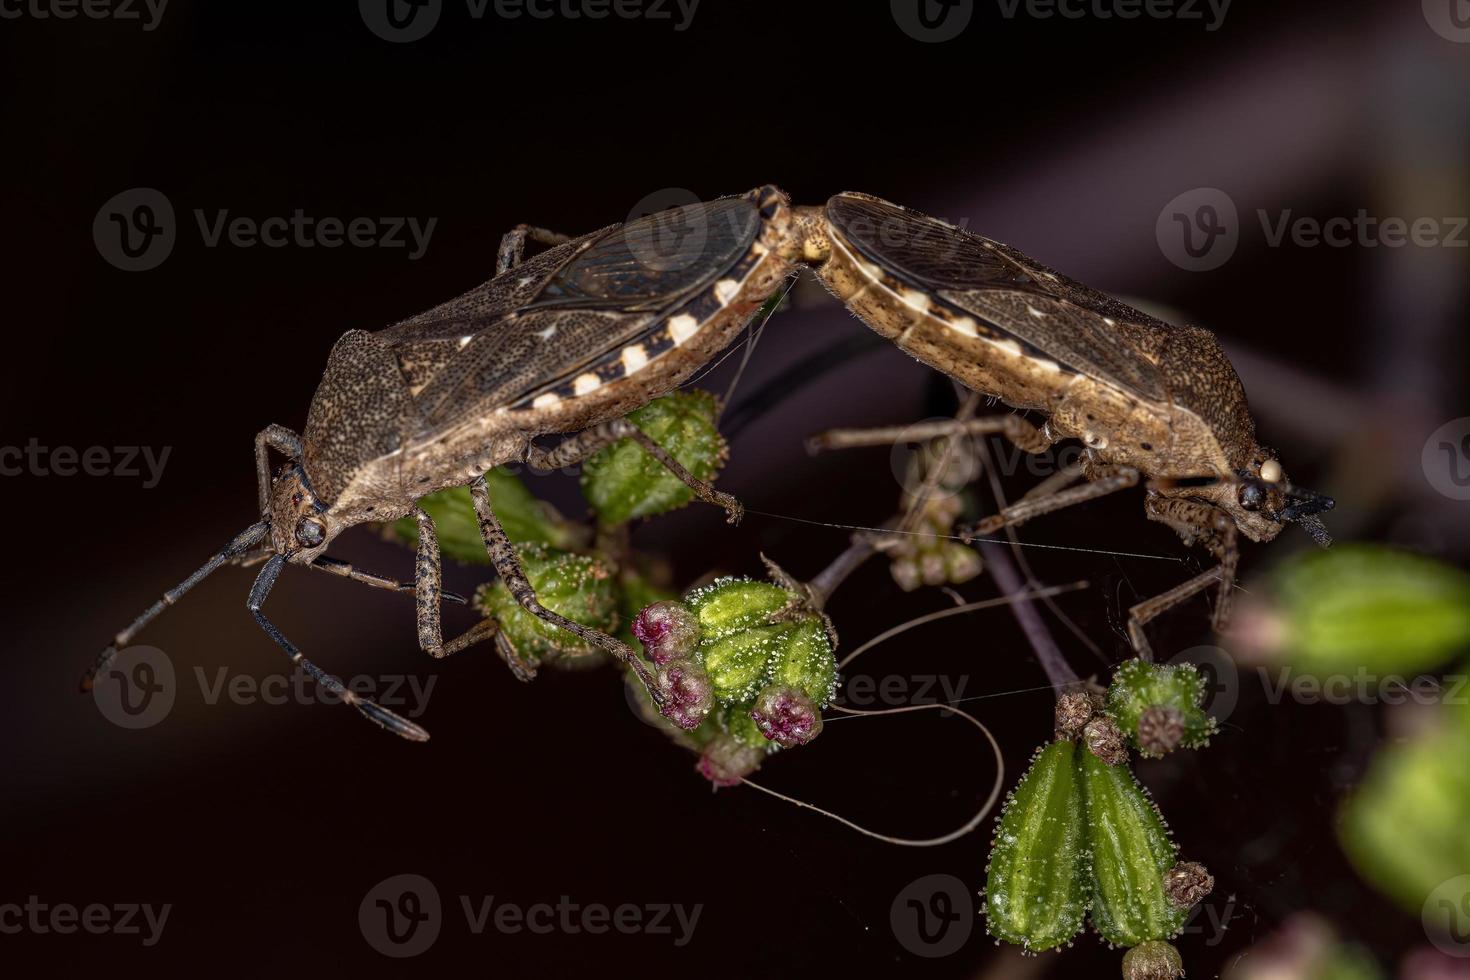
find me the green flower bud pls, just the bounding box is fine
[1122,940,1184,979]
[388,467,586,562]
[763,616,837,706]
[984,740,1090,952]
[699,624,785,705]
[476,544,618,664]
[1106,659,1216,758]
[1081,750,1190,947]
[581,390,727,527]
[685,577,792,640]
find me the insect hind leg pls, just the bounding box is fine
[496,224,572,275]
[526,419,743,524]
[467,474,659,696]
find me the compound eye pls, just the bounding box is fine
[1259,459,1283,483]
[295,517,326,548]
[1238,482,1267,512]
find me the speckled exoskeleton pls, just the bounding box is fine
[796,193,1334,657]
[86,186,801,739]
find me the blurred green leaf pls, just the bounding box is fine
[581,391,726,527]
[388,467,587,563]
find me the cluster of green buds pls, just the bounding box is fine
[985,661,1216,976]
[885,491,984,592]
[628,577,838,787]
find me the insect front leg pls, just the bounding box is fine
[468,474,659,694]
[495,224,572,275]
[308,554,467,605]
[807,413,1054,456]
[968,466,1141,536]
[408,507,522,675]
[1126,497,1240,659]
[526,419,743,523]
[253,424,303,515]
[246,553,429,740]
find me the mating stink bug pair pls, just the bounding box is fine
[86,185,1333,739]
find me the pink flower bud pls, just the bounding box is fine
[632,600,700,665]
[750,685,823,747]
[655,659,713,731]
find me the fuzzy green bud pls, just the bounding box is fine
[984,740,1090,951]
[581,391,727,527]
[476,544,618,665]
[1106,659,1216,758]
[1081,750,1190,947]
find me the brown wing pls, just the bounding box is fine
[379,195,761,429]
[827,193,1170,402]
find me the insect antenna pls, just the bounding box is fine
[81,520,272,692]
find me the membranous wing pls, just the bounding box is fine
[826,193,1169,403]
[377,195,761,429]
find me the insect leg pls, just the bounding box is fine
[468,473,659,694]
[253,424,302,515]
[527,419,743,523]
[968,468,1140,536]
[247,553,429,741]
[406,507,514,667]
[82,520,271,691]
[308,555,467,605]
[1125,566,1225,662]
[495,224,572,275]
[807,414,1053,455]
[1018,460,1085,502]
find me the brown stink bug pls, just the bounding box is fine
[85,186,801,739]
[794,192,1334,657]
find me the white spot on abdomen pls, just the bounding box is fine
[669,314,700,345]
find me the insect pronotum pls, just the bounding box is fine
[88,185,1333,739]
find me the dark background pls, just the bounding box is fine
[2,1,1468,976]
